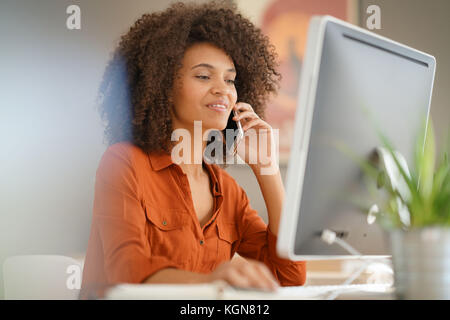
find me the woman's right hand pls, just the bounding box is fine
[206,257,279,291]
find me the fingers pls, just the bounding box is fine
[252,262,279,290]
[224,267,253,288]
[242,118,267,131]
[213,261,249,288]
[233,102,271,131]
[241,261,278,291]
[221,259,279,291]
[233,110,258,121]
[234,102,253,113]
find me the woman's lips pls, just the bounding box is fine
[206,104,228,112]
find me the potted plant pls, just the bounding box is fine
[355,119,450,299]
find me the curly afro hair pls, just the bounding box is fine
[98,0,281,156]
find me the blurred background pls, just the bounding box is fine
[0,0,449,299]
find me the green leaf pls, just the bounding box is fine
[418,120,436,199]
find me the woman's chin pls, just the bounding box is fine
[202,121,228,131]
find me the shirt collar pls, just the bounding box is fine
[148,150,173,171]
[148,151,222,197]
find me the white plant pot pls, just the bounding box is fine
[390,227,450,299]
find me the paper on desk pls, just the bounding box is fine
[220,287,322,300]
[104,281,326,300]
[105,281,228,300]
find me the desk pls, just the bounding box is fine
[305,259,394,286]
[78,256,394,300]
[104,282,394,300]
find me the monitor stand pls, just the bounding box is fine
[319,228,392,300]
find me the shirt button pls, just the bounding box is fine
[200,240,204,245]
[162,220,167,226]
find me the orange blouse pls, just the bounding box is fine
[80,142,306,298]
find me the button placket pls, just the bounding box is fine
[173,167,198,236]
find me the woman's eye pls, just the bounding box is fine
[196,76,235,85]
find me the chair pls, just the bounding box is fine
[3,255,83,300]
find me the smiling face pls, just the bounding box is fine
[170,42,238,133]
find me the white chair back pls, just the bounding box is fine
[3,255,82,300]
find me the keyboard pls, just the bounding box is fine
[105,282,393,300]
[221,283,393,300]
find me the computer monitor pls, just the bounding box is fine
[277,16,436,260]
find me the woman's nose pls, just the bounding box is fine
[211,80,229,95]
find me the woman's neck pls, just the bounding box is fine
[178,161,207,179]
[170,123,209,179]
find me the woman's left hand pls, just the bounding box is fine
[232,102,278,175]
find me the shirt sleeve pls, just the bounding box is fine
[235,186,307,286]
[91,145,177,284]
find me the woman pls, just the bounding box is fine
[81,1,306,299]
